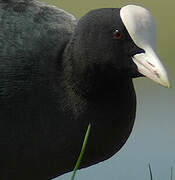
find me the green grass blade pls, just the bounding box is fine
[70,123,91,180]
[171,167,173,180]
[148,164,153,180]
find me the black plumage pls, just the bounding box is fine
[0,0,154,180]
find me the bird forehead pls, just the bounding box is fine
[120,5,156,50]
[120,5,153,26]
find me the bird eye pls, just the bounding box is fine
[112,30,123,39]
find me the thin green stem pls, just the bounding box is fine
[148,164,153,180]
[171,167,173,180]
[70,123,91,180]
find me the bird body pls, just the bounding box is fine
[0,1,78,179]
[0,0,169,179]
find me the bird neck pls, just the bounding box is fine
[62,36,133,101]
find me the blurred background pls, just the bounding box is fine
[42,0,175,179]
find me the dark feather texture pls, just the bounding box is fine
[0,1,144,180]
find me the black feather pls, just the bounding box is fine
[0,1,144,180]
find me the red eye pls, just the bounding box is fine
[112,30,123,39]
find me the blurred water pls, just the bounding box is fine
[41,0,175,179]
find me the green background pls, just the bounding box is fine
[42,0,175,179]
